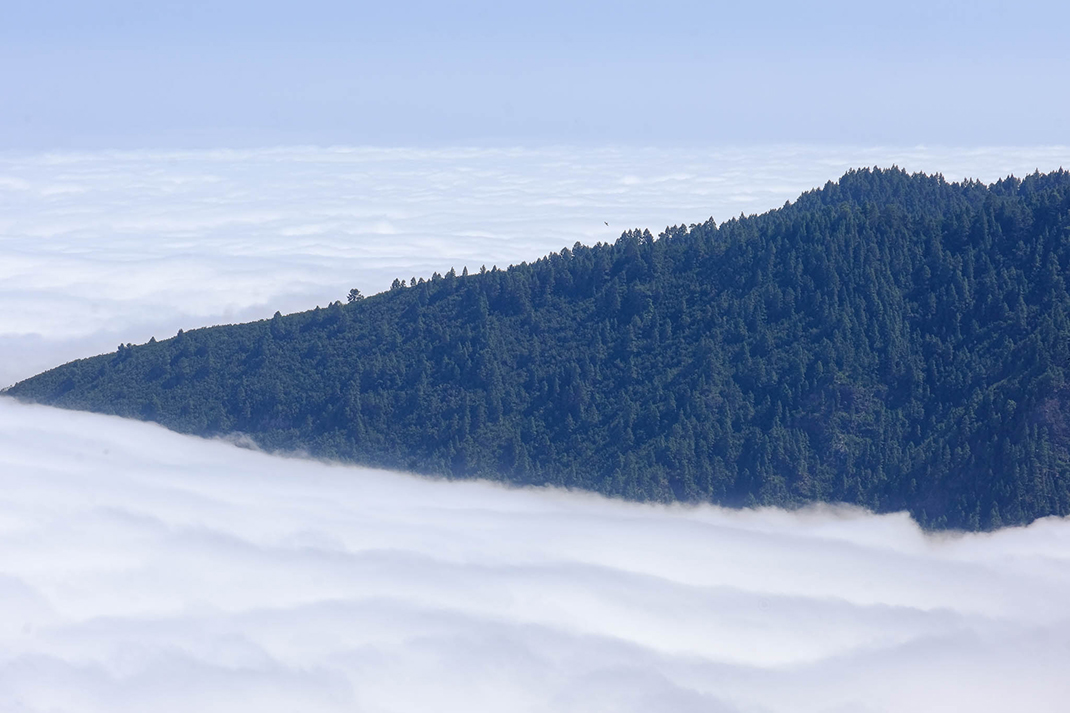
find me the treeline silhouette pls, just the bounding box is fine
[11,167,1070,530]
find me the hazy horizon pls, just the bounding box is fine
[4,1,1068,149]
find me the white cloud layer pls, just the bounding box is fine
[3,145,1070,385]
[4,146,1070,711]
[1,399,1070,713]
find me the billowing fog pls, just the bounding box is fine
[3,146,1070,711]
[3,401,1070,712]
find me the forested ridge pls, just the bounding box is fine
[10,167,1070,530]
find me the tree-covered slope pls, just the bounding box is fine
[9,168,1070,530]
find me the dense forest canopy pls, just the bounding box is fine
[9,167,1070,530]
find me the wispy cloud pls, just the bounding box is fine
[1,399,1069,712]
[3,145,1070,385]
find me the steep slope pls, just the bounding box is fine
[10,168,1070,530]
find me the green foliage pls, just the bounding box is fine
[11,168,1070,530]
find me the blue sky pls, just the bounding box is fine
[2,0,1067,148]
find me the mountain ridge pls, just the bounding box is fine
[10,167,1070,530]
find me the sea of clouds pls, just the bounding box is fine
[4,144,1070,386]
[3,401,1070,712]
[3,145,1070,711]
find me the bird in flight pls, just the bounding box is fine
[604,221,609,226]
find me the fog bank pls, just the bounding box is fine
[2,399,1069,712]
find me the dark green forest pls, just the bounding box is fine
[9,168,1070,530]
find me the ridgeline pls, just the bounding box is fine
[10,168,1070,530]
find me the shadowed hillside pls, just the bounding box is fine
[10,167,1070,530]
